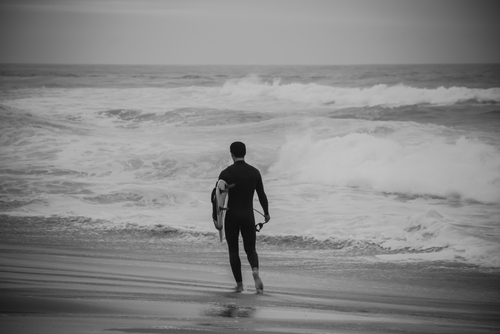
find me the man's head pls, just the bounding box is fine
[230,141,246,159]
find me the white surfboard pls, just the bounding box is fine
[215,179,228,242]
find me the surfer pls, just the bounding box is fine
[218,142,270,293]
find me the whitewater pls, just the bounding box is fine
[1,64,499,268]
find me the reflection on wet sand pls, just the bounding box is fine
[205,303,256,318]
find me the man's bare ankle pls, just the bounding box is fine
[252,268,263,293]
[235,282,244,292]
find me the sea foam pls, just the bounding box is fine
[4,80,500,120]
[270,133,500,204]
[220,76,500,108]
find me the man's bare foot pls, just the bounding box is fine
[252,268,263,294]
[234,282,244,292]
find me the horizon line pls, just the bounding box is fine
[1,62,499,67]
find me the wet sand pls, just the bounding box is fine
[1,216,499,333]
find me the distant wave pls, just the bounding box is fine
[220,77,500,107]
[177,75,212,80]
[5,80,499,123]
[0,103,88,147]
[0,70,91,78]
[96,108,272,126]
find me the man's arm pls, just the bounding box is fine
[256,175,270,222]
[218,170,235,193]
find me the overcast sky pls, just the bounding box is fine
[1,0,499,65]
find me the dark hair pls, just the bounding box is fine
[230,141,246,158]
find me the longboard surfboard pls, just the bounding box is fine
[214,179,228,242]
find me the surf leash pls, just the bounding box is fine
[255,222,267,232]
[254,209,267,232]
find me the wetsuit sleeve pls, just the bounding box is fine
[256,173,269,216]
[218,170,227,182]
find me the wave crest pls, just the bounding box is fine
[221,77,500,107]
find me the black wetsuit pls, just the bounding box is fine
[218,160,269,283]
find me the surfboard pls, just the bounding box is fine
[214,179,228,242]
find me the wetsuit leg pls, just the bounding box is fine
[224,213,242,283]
[240,214,259,269]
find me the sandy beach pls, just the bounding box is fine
[0,216,499,334]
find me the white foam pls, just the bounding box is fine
[4,80,500,119]
[270,132,500,204]
[220,77,500,108]
[377,209,500,267]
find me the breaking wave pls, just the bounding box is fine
[270,133,500,204]
[221,77,500,108]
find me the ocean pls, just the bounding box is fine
[1,63,499,268]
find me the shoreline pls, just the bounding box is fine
[1,216,499,333]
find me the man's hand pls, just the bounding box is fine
[256,214,270,232]
[221,183,235,193]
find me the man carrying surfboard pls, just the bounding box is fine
[218,142,270,294]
